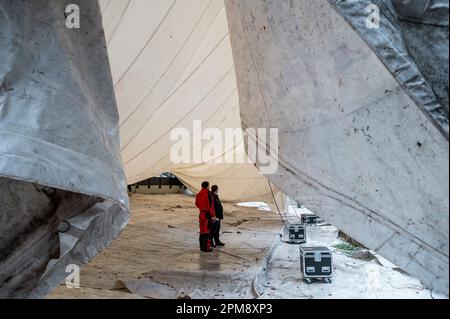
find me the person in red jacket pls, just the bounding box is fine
[195,181,215,252]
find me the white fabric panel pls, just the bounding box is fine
[101,0,272,201]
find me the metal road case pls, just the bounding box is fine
[301,214,318,226]
[288,223,306,244]
[299,246,333,283]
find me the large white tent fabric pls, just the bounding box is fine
[99,0,273,202]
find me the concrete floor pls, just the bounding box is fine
[47,193,282,299]
[47,193,444,299]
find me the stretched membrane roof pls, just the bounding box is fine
[99,0,274,202]
[0,0,448,297]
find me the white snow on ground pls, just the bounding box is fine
[237,202,272,212]
[253,203,448,299]
[255,227,446,299]
[48,196,447,299]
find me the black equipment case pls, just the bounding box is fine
[299,246,333,283]
[301,214,318,226]
[288,223,306,244]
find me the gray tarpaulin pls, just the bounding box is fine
[333,0,449,137]
[226,0,449,294]
[0,0,129,298]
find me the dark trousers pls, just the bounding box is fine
[210,219,221,243]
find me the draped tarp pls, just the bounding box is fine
[225,0,449,294]
[172,163,276,202]
[99,0,273,202]
[0,0,129,298]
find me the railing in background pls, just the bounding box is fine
[128,173,186,193]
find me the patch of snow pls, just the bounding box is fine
[237,202,272,212]
[256,224,448,299]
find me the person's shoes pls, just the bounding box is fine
[215,240,225,247]
[210,241,216,248]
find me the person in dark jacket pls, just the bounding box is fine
[210,185,225,247]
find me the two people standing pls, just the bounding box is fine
[195,181,225,252]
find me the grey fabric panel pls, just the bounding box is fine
[393,0,449,26]
[225,0,448,294]
[394,0,450,118]
[0,178,101,299]
[0,0,129,298]
[332,0,449,137]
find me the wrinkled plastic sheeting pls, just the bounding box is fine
[332,0,449,137]
[225,0,449,294]
[0,0,129,298]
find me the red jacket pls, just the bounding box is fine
[195,188,215,217]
